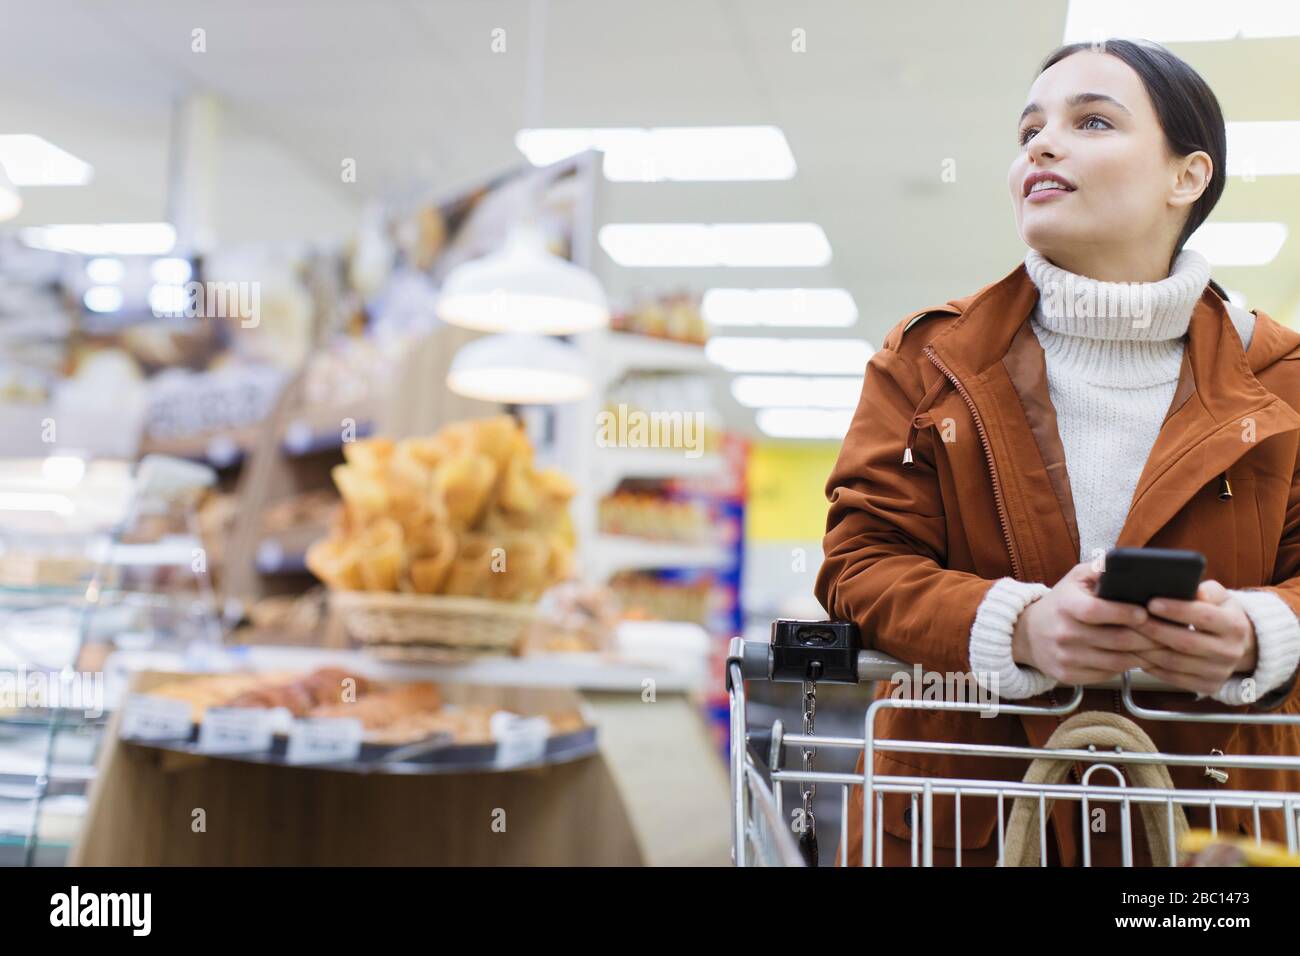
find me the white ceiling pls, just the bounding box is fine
[1,0,1298,349]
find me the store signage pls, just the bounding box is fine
[285,717,363,765]
[120,694,193,741]
[197,707,275,754]
[491,712,550,769]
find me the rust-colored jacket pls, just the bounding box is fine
[815,260,1300,866]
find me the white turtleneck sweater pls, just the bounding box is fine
[968,248,1300,705]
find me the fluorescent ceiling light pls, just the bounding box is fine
[85,258,125,284]
[702,288,858,328]
[0,134,93,186]
[83,286,124,313]
[705,337,871,374]
[599,223,832,267]
[41,455,86,487]
[151,257,193,284]
[1184,222,1288,266]
[21,222,176,256]
[755,408,854,440]
[731,375,863,409]
[149,284,186,316]
[0,162,19,221]
[1063,0,1300,42]
[1227,122,1300,177]
[0,492,74,515]
[516,126,797,181]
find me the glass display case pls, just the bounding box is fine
[0,454,220,864]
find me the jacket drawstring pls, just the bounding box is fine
[1218,473,1233,500]
[902,376,951,468]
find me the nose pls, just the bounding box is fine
[1027,122,1063,164]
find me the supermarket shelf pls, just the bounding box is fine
[591,534,729,573]
[119,723,598,776]
[593,449,725,493]
[254,543,309,574]
[600,333,712,379]
[254,522,326,575]
[111,536,202,568]
[139,428,258,468]
[107,624,713,693]
[281,417,374,457]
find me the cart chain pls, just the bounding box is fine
[798,678,818,866]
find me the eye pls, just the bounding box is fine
[1019,113,1113,147]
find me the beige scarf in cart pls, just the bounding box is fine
[1001,711,1191,867]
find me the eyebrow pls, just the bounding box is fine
[1019,92,1132,125]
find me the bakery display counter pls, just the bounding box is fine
[72,669,642,866]
[112,667,600,775]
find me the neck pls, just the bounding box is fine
[1033,242,1176,283]
[1024,245,1211,342]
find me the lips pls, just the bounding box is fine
[1023,170,1076,197]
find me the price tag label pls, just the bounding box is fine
[491,712,550,770]
[197,707,275,754]
[285,718,363,765]
[120,694,193,741]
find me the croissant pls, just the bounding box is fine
[442,533,496,597]
[341,436,394,475]
[356,518,405,592]
[432,453,496,529]
[484,531,551,602]
[408,524,457,594]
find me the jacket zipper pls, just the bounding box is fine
[923,350,1126,795]
[923,345,1023,580]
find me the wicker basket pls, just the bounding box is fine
[329,591,537,661]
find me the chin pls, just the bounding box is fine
[1021,218,1088,260]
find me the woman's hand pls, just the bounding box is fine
[1011,560,1164,685]
[1130,580,1258,696]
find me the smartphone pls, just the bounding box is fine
[1095,547,1206,607]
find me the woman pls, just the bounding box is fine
[816,38,1300,867]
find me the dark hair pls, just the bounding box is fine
[1036,39,1226,256]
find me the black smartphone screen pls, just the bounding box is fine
[1095,547,1206,606]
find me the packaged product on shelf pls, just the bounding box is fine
[598,488,713,542]
[610,291,708,345]
[603,372,724,455]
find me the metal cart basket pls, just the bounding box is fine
[727,620,1300,867]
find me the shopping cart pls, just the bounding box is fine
[726,620,1300,867]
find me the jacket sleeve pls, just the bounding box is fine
[814,340,1017,679]
[1223,438,1300,710]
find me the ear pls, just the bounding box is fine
[1170,150,1213,210]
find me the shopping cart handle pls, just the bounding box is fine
[728,624,1195,692]
[727,620,864,685]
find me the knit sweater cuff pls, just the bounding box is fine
[969,578,1055,700]
[1212,589,1300,706]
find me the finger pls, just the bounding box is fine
[1056,646,1146,676]
[1146,596,1234,633]
[1059,668,1126,686]
[1135,617,1240,660]
[1135,646,1229,681]
[1060,624,1164,654]
[1065,560,1103,591]
[1063,591,1149,628]
[1136,662,1223,696]
[1197,580,1230,605]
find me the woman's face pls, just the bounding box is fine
[1008,50,1204,278]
